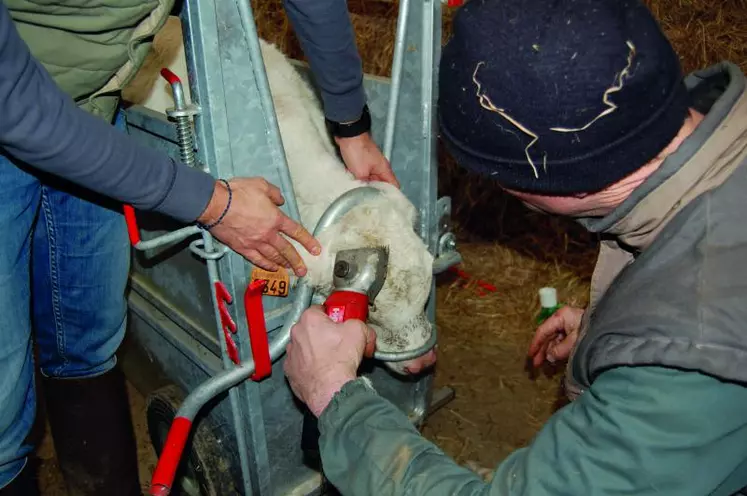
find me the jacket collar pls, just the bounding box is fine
[577,62,746,251]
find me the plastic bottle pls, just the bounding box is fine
[536,287,563,324]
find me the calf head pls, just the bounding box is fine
[303,183,437,375]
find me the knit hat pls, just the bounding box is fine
[438,0,691,195]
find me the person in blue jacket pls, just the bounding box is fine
[284,0,747,495]
[0,0,392,493]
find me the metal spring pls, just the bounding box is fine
[175,116,195,167]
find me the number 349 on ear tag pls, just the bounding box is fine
[250,266,290,297]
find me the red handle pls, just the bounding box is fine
[323,291,369,323]
[160,68,181,85]
[244,280,272,380]
[123,205,141,245]
[149,416,193,496]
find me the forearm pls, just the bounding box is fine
[0,4,215,223]
[283,0,366,123]
[319,379,495,495]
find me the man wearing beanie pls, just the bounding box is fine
[282,0,747,494]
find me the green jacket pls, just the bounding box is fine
[317,63,747,496]
[4,0,173,122]
[321,371,747,496]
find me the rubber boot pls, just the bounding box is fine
[41,366,142,496]
[0,460,40,496]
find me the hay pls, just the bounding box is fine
[246,0,747,467]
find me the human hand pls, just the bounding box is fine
[527,306,585,368]
[197,178,321,277]
[336,132,400,188]
[284,306,376,417]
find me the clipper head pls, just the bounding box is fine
[332,246,390,301]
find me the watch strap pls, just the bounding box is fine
[325,105,371,139]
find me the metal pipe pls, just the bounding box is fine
[134,225,202,251]
[432,251,462,275]
[374,325,437,362]
[383,0,411,160]
[234,0,302,224]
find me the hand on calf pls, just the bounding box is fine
[284,306,377,417]
[336,132,400,188]
[197,177,321,277]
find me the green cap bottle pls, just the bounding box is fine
[536,287,563,325]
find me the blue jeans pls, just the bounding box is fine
[0,111,130,488]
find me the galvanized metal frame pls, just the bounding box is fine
[122,0,460,493]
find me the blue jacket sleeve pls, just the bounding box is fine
[283,0,366,123]
[319,368,747,495]
[0,3,216,223]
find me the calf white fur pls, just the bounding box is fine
[123,17,437,375]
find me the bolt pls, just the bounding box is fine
[334,260,350,278]
[161,69,198,168]
[174,116,195,167]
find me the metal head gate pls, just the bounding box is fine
[121,0,461,494]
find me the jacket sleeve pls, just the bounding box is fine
[0,3,216,224]
[319,368,747,495]
[283,0,366,123]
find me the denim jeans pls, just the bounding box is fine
[0,110,130,487]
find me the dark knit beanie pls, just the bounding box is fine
[438,0,691,195]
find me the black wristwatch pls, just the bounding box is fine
[325,105,372,139]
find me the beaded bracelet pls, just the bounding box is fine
[198,179,232,230]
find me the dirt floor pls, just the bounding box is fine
[37,0,747,493]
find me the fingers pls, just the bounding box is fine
[278,215,321,257]
[531,340,550,368]
[240,248,278,272]
[264,181,285,206]
[555,306,585,329]
[269,231,308,277]
[342,319,377,358]
[257,242,290,269]
[528,312,566,356]
[375,165,400,189]
[548,334,577,363]
[362,324,377,358]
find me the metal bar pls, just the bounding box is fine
[134,225,201,251]
[373,326,437,362]
[234,0,301,224]
[383,0,410,160]
[420,0,439,246]
[170,5,259,489]
[427,386,456,417]
[433,251,463,274]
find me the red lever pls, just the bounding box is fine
[215,282,239,364]
[160,68,181,85]
[323,291,369,323]
[149,416,192,496]
[123,205,141,245]
[244,280,272,381]
[447,0,464,6]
